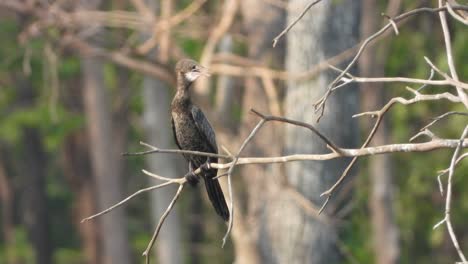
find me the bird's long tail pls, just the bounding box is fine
[203,170,230,221]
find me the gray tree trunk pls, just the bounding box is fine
[22,128,52,264]
[262,1,361,263]
[360,1,400,263]
[141,1,183,263]
[82,57,131,264]
[215,34,236,131]
[16,79,52,264]
[142,76,184,264]
[239,1,285,263]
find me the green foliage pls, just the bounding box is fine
[178,37,205,60]
[53,248,85,264]
[0,228,35,264]
[0,103,83,150]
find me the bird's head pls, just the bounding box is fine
[175,59,210,84]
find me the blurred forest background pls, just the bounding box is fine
[0,0,467,263]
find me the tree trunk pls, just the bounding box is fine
[238,1,285,263]
[21,128,52,264]
[62,131,101,264]
[142,76,184,264]
[360,1,400,263]
[14,77,52,264]
[261,1,361,263]
[139,0,184,263]
[0,151,16,264]
[81,56,131,264]
[215,34,237,131]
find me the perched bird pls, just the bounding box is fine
[171,59,230,221]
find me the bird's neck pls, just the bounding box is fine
[172,75,193,108]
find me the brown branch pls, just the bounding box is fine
[130,0,155,21]
[197,0,239,96]
[136,0,207,54]
[211,44,357,82]
[62,35,175,86]
[250,109,343,155]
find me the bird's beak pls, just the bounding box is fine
[198,65,211,77]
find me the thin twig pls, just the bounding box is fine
[250,109,343,155]
[436,125,468,262]
[272,0,323,47]
[313,5,468,120]
[317,88,463,212]
[81,183,172,223]
[420,111,468,131]
[446,1,468,25]
[122,141,230,159]
[438,0,468,109]
[222,117,267,247]
[143,184,185,264]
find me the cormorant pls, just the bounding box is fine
[171,59,230,221]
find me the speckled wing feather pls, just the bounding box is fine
[190,105,218,153]
[171,117,183,150]
[191,105,229,221]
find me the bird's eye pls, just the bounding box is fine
[191,65,197,71]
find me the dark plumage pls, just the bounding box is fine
[171,59,230,221]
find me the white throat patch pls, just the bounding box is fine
[185,72,200,82]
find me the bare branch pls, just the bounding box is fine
[122,141,230,159]
[136,0,207,54]
[420,111,468,131]
[143,184,185,264]
[447,1,468,25]
[222,117,267,248]
[435,125,468,262]
[197,0,239,95]
[272,0,323,47]
[332,71,468,90]
[81,183,172,223]
[313,5,468,120]
[438,1,468,109]
[250,109,343,155]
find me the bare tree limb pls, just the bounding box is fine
[313,5,468,121]
[272,0,323,47]
[420,111,468,131]
[433,125,468,263]
[438,1,468,109]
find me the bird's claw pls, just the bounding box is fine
[200,162,211,171]
[185,170,200,186]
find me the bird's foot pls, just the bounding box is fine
[185,170,200,186]
[200,162,211,172]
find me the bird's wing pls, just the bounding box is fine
[171,117,183,150]
[191,105,218,153]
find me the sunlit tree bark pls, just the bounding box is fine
[141,1,184,263]
[82,55,131,264]
[360,1,400,263]
[262,1,361,263]
[239,0,285,263]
